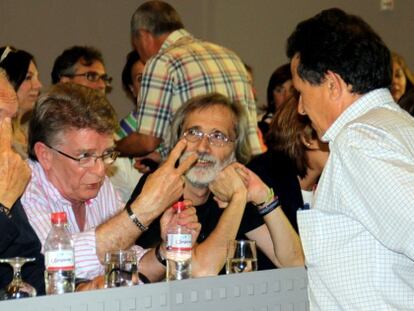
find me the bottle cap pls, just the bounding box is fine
[51,212,68,224]
[172,201,186,212]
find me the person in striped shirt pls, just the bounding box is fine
[21,83,199,285]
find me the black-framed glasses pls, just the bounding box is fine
[46,144,119,167]
[64,71,112,87]
[183,128,235,147]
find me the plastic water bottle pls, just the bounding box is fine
[166,202,192,281]
[44,212,75,294]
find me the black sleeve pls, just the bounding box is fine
[0,212,19,253]
[247,151,303,232]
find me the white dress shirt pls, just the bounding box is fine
[298,89,414,310]
[22,160,146,280]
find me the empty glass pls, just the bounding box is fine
[226,240,258,274]
[0,257,37,300]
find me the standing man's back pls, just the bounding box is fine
[117,0,261,158]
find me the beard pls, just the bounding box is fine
[180,151,236,188]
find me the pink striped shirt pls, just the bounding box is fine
[21,160,146,280]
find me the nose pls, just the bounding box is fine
[89,157,106,178]
[33,77,42,90]
[94,79,107,93]
[196,135,211,154]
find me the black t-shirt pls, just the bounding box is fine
[248,150,303,232]
[0,200,45,295]
[128,174,275,272]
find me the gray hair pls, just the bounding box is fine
[28,83,118,161]
[130,0,184,37]
[170,93,252,164]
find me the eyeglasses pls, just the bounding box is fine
[183,128,235,147]
[64,71,113,87]
[46,144,119,167]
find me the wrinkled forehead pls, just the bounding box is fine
[183,104,237,136]
[75,59,106,74]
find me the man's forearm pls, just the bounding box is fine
[192,192,247,277]
[264,208,304,267]
[116,132,161,157]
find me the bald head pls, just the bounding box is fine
[0,70,18,119]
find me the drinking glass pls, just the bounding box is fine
[104,250,138,288]
[226,240,258,274]
[0,257,37,300]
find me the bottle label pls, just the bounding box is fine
[167,233,192,251]
[45,250,74,271]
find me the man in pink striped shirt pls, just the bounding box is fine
[21,83,199,284]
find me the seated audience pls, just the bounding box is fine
[259,63,294,137]
[249,94,329,233]
[129,93,304,276]
[0,46,42,158]
[391,51,414,103]
[0,69,44,295]
[21,83,199,283]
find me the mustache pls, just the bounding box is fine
[180,151,218,165]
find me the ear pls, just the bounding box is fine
[325,70,344,100]
[300,134,319,150]
[34,142,53,170]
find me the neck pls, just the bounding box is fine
[299,149,328,191]
[298,166,320,191]
[183,181,210,206]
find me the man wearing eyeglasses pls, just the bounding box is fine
[51,46,112,94]
[21,83,199,284]
[129,93,304,276]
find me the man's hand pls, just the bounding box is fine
[209,162,247,208]
[160,200,201,246]
[233,163,270,206]
[131,139,198,220]
[0,118,31,208]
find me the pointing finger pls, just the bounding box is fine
[176,152,198,175]
[164,139,188,167]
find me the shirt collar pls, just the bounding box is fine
[322,88,395,143]
[158,29,193,53]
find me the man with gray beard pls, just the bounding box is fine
[129,93,303,276]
